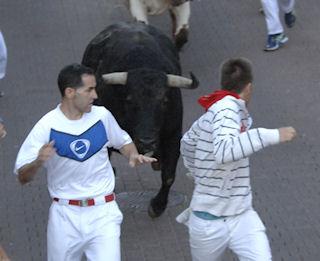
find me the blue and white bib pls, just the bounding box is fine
[50,120,108,162]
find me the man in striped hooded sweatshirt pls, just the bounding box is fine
[177,57,296,260]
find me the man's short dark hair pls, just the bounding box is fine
[220,58,253,93]
[57,63,94,96]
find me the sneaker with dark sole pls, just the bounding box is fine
[285,11,296,28]
[264,33,288,51]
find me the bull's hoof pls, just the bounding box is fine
[147,198,167,218]
[175,27,189,51]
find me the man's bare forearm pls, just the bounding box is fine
[119,142,138,159]
[17,141,56,184]
[18,160,43,185]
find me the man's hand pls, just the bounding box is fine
[120,142,157,167]
[129,154,157,167]
[36,140,56,164]
[18,141,56,185]
[279,127,297,143]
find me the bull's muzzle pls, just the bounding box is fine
[135,138,157,156]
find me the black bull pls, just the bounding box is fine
[82,22,198,217]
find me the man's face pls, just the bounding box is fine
[72,74,97,113]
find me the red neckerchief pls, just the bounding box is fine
[198,90,240,111]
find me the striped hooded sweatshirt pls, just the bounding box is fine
[180,94,280,216]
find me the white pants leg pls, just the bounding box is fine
[189,213,229,261]
[188,209,272,261]
[47,201,123,261]
[261,0,283,35]
[0,31,7,79]
[279,0,295,14]
[228,210,272,261]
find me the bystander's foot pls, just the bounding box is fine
[264,33,288,51]
[285,11,296,28]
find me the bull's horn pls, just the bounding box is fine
[102,72,128,85]
[167,72,199,89]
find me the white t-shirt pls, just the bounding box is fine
[14,105,132,199]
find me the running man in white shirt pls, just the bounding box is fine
[14,63,156,261]
[177,57,297,260]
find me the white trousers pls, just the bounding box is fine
[188,209,272,261]
[47,200,123,261]
[0,31,7,79]
[261,0,295,34]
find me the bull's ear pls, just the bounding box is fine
[102,72,128,85]
[167,72,199,89]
